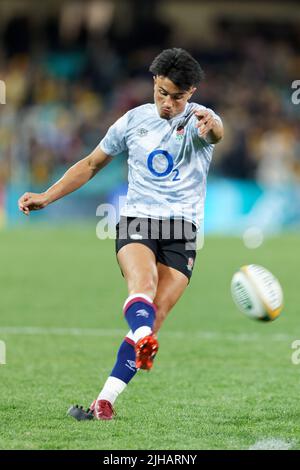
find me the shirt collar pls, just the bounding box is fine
[153,102,189,125]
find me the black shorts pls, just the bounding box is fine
[115,216,197,281]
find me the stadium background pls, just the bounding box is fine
[1,0,300,451]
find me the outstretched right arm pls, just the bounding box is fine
[18,146,112,215]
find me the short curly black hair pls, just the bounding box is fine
[149,48,204,90]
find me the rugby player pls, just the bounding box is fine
[18,48,223,420]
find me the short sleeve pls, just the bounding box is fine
[99,112,129,156]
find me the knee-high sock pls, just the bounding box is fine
[97,331,136,405]
[123,293,157,343]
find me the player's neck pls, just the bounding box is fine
[154,102,189,123]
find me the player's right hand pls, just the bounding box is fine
[18,192,49,216]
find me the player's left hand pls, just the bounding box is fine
[194,109,217,138]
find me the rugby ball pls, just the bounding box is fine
[231,264,283,321]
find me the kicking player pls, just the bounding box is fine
[18,48,223,421]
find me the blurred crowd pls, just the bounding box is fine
[0,5,300,190]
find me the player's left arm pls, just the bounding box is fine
[194,108,224,144]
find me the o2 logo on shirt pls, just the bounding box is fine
[147,149,180,181]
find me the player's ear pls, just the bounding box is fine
[189,87,197,98]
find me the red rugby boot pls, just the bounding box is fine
[90,399,115,420]
[135,334,159,370]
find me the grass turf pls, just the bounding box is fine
[0,225,299,450]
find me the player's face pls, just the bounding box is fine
[153,76,196,120]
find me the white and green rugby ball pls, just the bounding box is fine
[231,264,283,321]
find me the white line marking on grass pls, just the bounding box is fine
[0,326,294,342]
[0,326,125,337]
[249,438,294,450]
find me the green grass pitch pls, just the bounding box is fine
[0,225,299,450]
